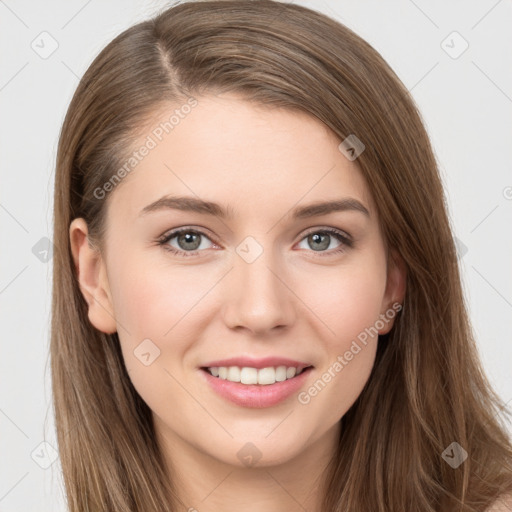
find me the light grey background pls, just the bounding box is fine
[1,0,511,510]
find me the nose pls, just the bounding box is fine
[222,250,296,336]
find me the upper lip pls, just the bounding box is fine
[201,357,313,372]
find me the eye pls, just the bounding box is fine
[157,228,216,257]
[156,226,353,258]
[296,228,352,256]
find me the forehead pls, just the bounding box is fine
[106,93,374,224]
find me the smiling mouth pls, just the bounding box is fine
[200,365,314,386]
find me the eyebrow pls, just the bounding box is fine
[139,195,370,219]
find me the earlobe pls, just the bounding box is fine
[69,218,117,334]
[379,249,407,335]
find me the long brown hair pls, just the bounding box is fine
[51,1,512,510]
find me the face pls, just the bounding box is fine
[70,93,405,471]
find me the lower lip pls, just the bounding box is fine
[200,367,314,408]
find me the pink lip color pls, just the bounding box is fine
[200,367,313,408]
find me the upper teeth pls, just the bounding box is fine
[208,366,304,385]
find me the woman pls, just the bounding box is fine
[52,1,512,510]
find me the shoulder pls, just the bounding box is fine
[486,493,512,511]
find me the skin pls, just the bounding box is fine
[70,93,406,511]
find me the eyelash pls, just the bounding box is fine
[156,227,353,258]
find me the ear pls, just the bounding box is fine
[69,218,117,334]
[379,249,407,335]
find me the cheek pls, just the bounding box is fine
[299,338,378,431]
[108,250,212,340]
[297,255,388,344]
[106,253,218,407]
[293,257,386,418]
